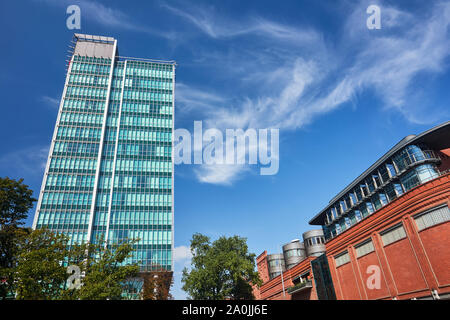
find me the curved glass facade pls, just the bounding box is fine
[322,144,441,240]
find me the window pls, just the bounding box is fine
[414,205,450,231]
[340,200,347,213]
[386,163,396,178]
[339,219,347,232]
[394,183,404,196]
[355,188,363,202]
[385,184,397,201]
[360,204,369,218]
[344,216,351,228]
[354,210,362,221]
[330,224,337,238]
[393,149,409,172]
[381,224,407,246]
[349,211,357,225]
[326,210,333,224]
[367,178,375,193]
[372,194,382,211]
[366,202,374,214]
[331,207,338,219]
[372,174,381,188]
[379,193,388,206]
[355,240,375,258]
[415,164,439,184]
[335,251,350,267]
[349,193,357,206]
[406,145,425,162]
[269,260,280,267]
[400,170,420,192]
[360,184,368,197]
[379,165,390,183]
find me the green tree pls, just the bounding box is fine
[181,233,262,300]
[14,229,70,299]
[0,177,36,299]
[0,177,36,228]
[72,239,139,300]
[12,228,139,300]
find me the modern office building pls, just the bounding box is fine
[309,121,450,300]
[32,34,175,272]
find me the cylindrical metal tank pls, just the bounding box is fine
[282,239,306,269]
[267,253,286,279]
[302,229,326,257]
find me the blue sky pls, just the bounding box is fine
[1,0,449,299]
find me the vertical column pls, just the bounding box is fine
[87,40,117,242]
[348,245,367,300]
[371,232,398,298]
[104,60,127,246]
[327,255,344,300]
[402,215,439,290]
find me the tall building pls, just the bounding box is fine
[309,121,450,300]
[32,34,175,272]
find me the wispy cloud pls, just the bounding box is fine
[162,2,321,44]
[175,83,227,114]
[194,164,250,186]
[0,145,49,178]
[173,1,450,185]
[38,0,178,40]
[40,95,60,109]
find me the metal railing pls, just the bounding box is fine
[287,280,313,294]
[326,150,442,224]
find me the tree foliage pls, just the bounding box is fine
[181,233,262,300]
[141,266,174,300]
[0,177,36,228]
[0,176,139,300]
[14,229,70,299]
[0,177,36,299]
[72,239,140,300]
[13,230,139,300]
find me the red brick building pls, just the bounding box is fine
[254,251,319,300]
[309,121,450,300]
[254,122,450,300]
[324,173,450,300]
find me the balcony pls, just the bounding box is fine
[287,280,312,295]
[324,150,442,228]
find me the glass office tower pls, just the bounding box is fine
[33,34,175,272]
